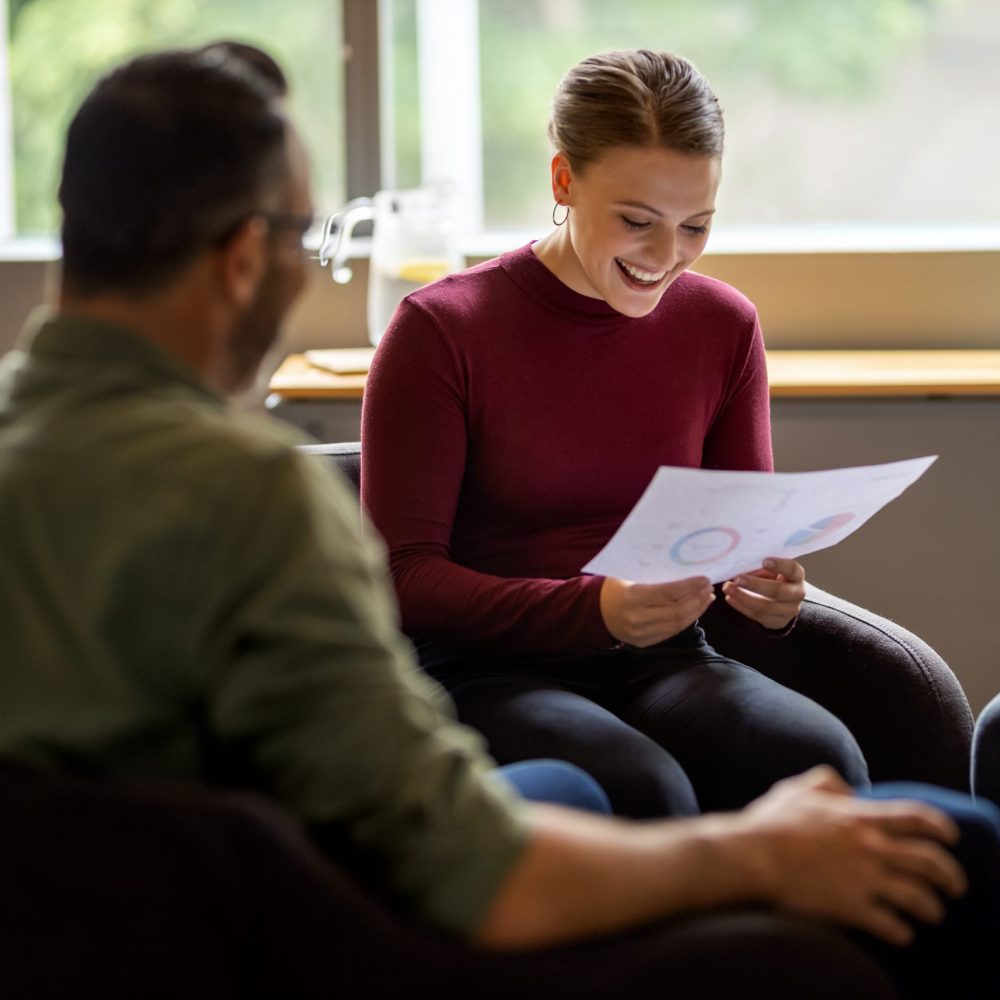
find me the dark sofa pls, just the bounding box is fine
[0,761,900,999]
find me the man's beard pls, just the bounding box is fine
[226,261,288,393]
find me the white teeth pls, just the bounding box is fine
[617,259,665,283]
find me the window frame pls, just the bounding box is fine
[1,0,998,353]
[0,0,13,240]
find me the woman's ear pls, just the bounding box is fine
[217,216,269,308]
[550,152,573,205]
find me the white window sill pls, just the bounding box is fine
[4,226,1000,266]
[462,225,1000,259]
[0,236,59,261]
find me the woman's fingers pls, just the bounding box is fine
[600,576,715,645]
[722,557,806,628]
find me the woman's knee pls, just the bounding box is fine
[596,739,700,818]
[810,712,869,788]
[628,663,871,796]
[751,705,869,792]
[491,713,700,819]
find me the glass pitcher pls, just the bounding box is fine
[319,183,463,347]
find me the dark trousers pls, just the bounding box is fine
[422,625,870,817]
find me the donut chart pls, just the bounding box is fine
[784,512,855,548]
[670,527,741,566]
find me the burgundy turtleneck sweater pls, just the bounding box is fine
[361,243,772,656]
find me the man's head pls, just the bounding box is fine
[58,41,313,393]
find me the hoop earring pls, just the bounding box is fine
[552,202,569,226]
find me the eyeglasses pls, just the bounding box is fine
[259,212,317,242]
[214,212,319,253]
[259,212,320,255]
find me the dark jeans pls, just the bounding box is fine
[857,784,1000,998]
[422,625,869,817]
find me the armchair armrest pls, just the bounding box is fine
[701,586,973,790]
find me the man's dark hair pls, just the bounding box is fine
[59,41,290,295]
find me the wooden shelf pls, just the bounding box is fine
[269,348,1000,401]
[268,353,368,399]
[765,350,1000,397]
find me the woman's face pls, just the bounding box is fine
[546,145,721,318]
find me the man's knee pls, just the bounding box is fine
[496,759,613,814]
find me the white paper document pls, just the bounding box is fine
[582,456,937,584]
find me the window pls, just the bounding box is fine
[383,0,1000,246]
[4,0,1000,255]
[4,0,344,238]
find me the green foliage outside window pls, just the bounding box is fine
[474,0,958,227]
[7,0,985,235]
[8,0,344,235]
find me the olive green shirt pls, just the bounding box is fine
[0,312,529,937]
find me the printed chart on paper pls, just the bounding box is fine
[582,456,936,584]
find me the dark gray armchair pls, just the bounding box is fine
[974,694,1000,806]
[306,441,974,792]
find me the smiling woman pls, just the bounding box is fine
[361,48,871,822]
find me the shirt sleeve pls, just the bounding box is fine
[201,441,530,938]
[701,311,774,473]
[361,300,612,656]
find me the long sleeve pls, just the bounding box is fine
[362,299,611,656]
[202,443,530,937]
[701,312,773,473]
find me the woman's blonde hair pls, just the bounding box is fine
[547,49,724,169]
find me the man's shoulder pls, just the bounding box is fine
[40,384,326,516]
[142,399,340,505]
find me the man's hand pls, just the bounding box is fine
[721,556,805,630]
[734,766,967,945]
[600,576,714,647]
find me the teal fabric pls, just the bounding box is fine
[0,312,529,937]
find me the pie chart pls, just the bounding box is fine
[784,512,855,548]
[670,527,741,565]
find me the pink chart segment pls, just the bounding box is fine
[785,512,855,548]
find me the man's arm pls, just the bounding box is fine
[202,437,533,937]
[476,767,966,949]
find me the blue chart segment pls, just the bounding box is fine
[785,512,855,548]
[670,527,741,566]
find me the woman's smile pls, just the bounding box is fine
[615,257,668,288]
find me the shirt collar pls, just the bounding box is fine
[19,308,225,406]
